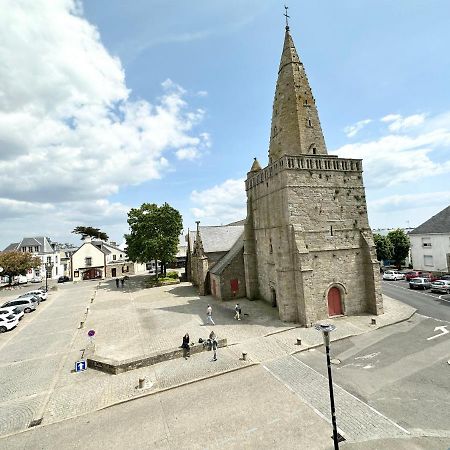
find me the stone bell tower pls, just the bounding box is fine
[243,22,383,325]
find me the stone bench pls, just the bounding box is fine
[87,338,227,375]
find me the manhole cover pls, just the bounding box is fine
[331,358,341,365]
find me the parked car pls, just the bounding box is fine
[430,280,450,294]
[30,275,43,283]
[382,270,405,281]
[57,276,70,283]
[438,274,450,281]
[1,298,38,313]
[405,271,421,281]
[14,293,41,305]
[18,290,47,301]
[16,275,28,284]
[0,315,19,332]
[409,277,432,290]
[0,306,25,321]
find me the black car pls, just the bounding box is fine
[57,276,70,283]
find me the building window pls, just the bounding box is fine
[113,255,116,261]
[120,254,122,258]
[28,247,33,252]
[85,257,92,267]
[35,246,39,252]
[422,238,432,247]
[55,267,58,276]
[307,119,312,127]
[424,255,433,266]
[330,226,334,236]
[47,256,51,263]
[55,256,58,263]
[74,271,79,277]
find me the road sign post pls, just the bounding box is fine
[75,360,87,372]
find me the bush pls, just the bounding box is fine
[166,271,179,279]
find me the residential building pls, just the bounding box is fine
[409,205,450,273]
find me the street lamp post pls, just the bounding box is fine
[315,323,339,449]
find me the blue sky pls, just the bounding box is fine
[1,0,449,248]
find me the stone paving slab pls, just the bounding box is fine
[0,393,48,437]
[263,355,409,442]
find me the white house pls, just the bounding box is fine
[71,238,146,281]
[409,205,450,273]
[3,236,64,280]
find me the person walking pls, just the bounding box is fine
[120,277,125,288]
[115,278,119,288]
[206,304,215,325]
[234,303,241,320]
[209,331,218,361]
[181,333,190,359]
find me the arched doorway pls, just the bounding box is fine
[327,287,343,316]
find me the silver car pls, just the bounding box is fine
[18,290,47,301]
[409,277,432,290]
[14,293,40,305]
[430,280,450,294]
[1,298,38,313]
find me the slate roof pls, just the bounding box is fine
[210,234,244,275]
[409,205,450,235]
[3,237,55,253]
[226,219,246,226]
[188,225,244,253]
[2,243,19,252]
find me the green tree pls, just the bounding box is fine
[373,233,393,263]
[125,202,183,278]
[387,229,410,269]
[0,251,41,285]
[72,226,109,241]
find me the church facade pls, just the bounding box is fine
[188,25,383,326]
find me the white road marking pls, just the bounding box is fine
[354,352,380,360]
[427,325,449,341]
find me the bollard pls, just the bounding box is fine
[90,298,94,303]
[296,338,302,346]
[242,352,247,361]
[79,321,84,329]
[86,307,89,314]
[371,318,376,325]
[138,377,146,389]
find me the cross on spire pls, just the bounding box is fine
[284,5,290,30]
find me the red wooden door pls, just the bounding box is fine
[230,279,239,294]
[327,287,342,316]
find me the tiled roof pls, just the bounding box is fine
[409,205,450,234]
[188,225,244,253]
[210,234,244,275]
[2,243,19,252]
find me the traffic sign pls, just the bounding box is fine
[75,360,87,372]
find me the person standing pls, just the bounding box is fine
[115,278,119,288]
[234,303,241,321]
[120,277,125,288]
[206,304,215,325]
[182,333,190,359]
[209,331,218,361]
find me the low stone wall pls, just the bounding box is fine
[87,338,227,375]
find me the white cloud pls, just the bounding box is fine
[344,119,372,137]
[190,178,246,225]
[380,113,426,132]
[0,0,209,246]
[334,111,450,188]
[176,147,200,160]
[369,191,450,212]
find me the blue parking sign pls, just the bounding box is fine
[75,360,87,372]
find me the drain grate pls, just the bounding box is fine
[29,418,43,428]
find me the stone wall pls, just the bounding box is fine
[104,263,136,279]
[245,156,383,325]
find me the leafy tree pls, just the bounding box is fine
[373,234,393,263]
[0,251,41,285]
[387,229,410,269]
[125,202,183,278]
[72,226,109,241]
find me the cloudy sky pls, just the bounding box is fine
[1,0,449,249]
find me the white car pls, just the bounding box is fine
[0,306,25,321]
[30,275,43,283]
[0,315,19,332]
[19,290,48,301]
[382,270,404,281]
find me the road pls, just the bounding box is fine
[381,279,450,322]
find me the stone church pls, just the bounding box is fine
[187,24,383,325]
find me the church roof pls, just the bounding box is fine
[409,205,450,234]
[210,234,244,275]
[188,225,244,253]
[268,28,328,162]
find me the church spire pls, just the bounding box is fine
[268,24,328,163]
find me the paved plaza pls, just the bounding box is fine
[0,275,432,449]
